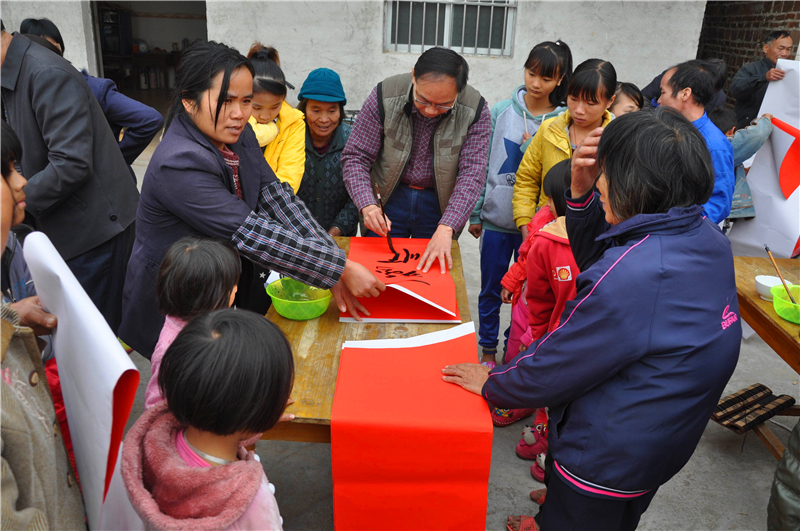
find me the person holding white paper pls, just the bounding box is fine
[0,121,86,527]
[731,30,794,130]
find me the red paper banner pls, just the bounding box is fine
[772,118,800,200]
[331,324,493,530]
[341,237,460,323]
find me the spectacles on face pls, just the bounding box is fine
[413,86,455,112]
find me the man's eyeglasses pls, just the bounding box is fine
[413,86,455,112]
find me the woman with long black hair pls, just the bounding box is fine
[120,41,383,358]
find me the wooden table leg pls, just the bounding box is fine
[777,405,800,417]
[754,424,786,460]
[260,421,331,444]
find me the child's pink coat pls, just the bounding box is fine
[144,316,186,410]
[122,401,283,530]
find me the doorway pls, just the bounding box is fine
[94,1,207,117]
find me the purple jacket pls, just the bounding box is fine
[484,192,741,498]
[119,114,278,358]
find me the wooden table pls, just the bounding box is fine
[733,256,800,458]
[261,237,472,444]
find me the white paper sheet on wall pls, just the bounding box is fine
[23,232,140,530]
[728,58,800,258]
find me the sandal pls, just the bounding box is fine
[480,360,497,370]
[529,488,547,505]
[506,515,539,531]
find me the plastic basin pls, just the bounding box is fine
[266,278,332,321]
[772,284,800,325]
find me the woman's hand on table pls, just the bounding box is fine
[331,260,385,321]
[441,363,491,396]
[417,224,454,274]
[341,260,385,297]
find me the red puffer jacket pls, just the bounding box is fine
[501,208,555,303]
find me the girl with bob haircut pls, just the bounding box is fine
[144,237,242,409]
[470,39,572,376]
[247,44,306,193]
[444,108,741,531]
[121,40,383,360]
[123,309,293,529]
[512,58,616,236]
[609,82,643,117]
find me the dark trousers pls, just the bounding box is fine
[537,465,658,531]
[234,258,272,316]
[478,228,522,352]
[365,183,441,239]
[65,222,135,335]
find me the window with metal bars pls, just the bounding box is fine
[384,0,516,57]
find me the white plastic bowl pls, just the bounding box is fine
[756,275,793,301]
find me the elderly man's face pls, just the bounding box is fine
[764,36,793,64]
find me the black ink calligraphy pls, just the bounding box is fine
[378,248,421,264]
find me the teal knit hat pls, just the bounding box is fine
[298,68,347,106]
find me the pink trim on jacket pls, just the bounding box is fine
[121,401,283,530]
[554,461,650,499]
[491,235,651,377]
[144,316,187,410]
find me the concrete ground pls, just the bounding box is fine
[127,144,797,530]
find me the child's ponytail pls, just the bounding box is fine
[247,42,292,96]
[524,39,574,107]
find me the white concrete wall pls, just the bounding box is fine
[1,0,99,75]
[207,0,707,109]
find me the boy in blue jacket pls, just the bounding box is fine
[444,108,741,531]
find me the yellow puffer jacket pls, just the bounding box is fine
[248,101,306,193]
[512,109,613,228]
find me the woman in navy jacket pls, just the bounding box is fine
[120,41,383,358]
[444,108,741,530]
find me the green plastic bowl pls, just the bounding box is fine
[772,284,800,325]
[266,277,332,321]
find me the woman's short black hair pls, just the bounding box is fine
[1,122,22,180]
[597,107,714,222]
[542,159,571,218]
[708,107,737,134]
[568,59,616,105]
[20,18,64,52]
[613,82,644,110]
[159,309,294,435]
[414,47,469,91]
[296,98,346,126]
[156,237,241,320]
[666,60,717,108]
[524,40,573,107]
[247,43,288,98]
[165,41,254,132]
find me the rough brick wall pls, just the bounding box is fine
[696,1,799,107]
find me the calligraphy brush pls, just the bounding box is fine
[765,244,796,304]
[374,183,397,254]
